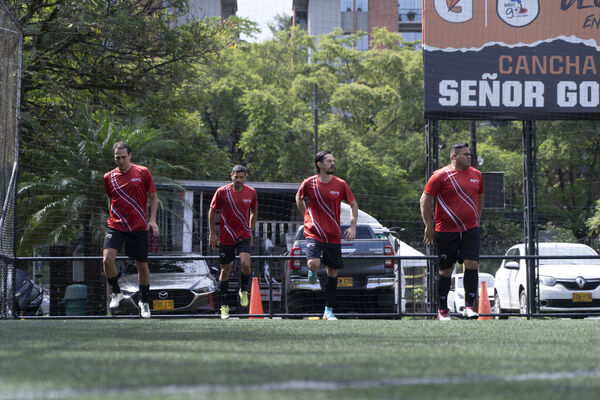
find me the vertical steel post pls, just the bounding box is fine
[470,120,478,168]
[425,119,439,314]
[522,120,539,317]
[313,84,319,170]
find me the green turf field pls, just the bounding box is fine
[1,318,600,400]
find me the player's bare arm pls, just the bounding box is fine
[249,207,258,246]
[208,207,218,248]
[295,192,306,215]
[343,200,358,241]
[147,191,159,238]
[420,192,435,244]
[478,193,485,223]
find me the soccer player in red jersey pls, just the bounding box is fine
[420,143,485,321]
[296,150,358,320]
[102,142,159,318]
[209,165,258,319]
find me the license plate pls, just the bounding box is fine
[572,292,592,302]
[338,277,353,288]
[152,299,174,311]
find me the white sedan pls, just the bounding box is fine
[447,272,495,313]
[493,242,600,315]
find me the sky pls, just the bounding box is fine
[237,0,293,42]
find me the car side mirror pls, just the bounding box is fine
[505,261,520,269]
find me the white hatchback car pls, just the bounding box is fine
[493,242,600,315]
[447,272,495,313]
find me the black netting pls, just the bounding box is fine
[0,0,21,318]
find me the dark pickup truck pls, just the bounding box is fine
[284,224,403,313]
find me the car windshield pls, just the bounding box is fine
[123,259,209,275]
[456,275,494,289]
[294,225,375,240]
[538,247,600,265]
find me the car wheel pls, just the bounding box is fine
[493,292,508,319]
[519,290,528,316]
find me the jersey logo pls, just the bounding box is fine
[131,178,142,182]
[434,0,473,23]
[330,190,340,196]
[497,0,539,27]
[470,179,480,183]
[243,199,252,203]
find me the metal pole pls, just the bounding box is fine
[0,162,17,233]
[425,119,439,314]
[522,120,539,317]
[470,120,478,168]
[313,84,319,163]
[395,260,402,319]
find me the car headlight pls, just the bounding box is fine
[539,275,556,286]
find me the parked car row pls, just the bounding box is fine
[108,241,600,317]
[493,242,600,316]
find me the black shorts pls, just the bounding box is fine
[220,238,251,265]
[305,239,344,270]
[103,228,149,262]
[434,227,480,270]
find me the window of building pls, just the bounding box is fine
[341,0,369,12]
[398,0,421,23]
[295,10,307,26]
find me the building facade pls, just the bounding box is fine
[176,0,237,25]
[292,0,422,49]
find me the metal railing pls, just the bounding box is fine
[8,253,600,319]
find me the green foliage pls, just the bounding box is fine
[586,199,600,235]
[14,1,247,253]
[17,112,186,255]
[15,2,600,254]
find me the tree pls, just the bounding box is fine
[12,0,247,176]
[18,111,188,313]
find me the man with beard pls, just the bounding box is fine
[209,165,258,319]
[296,150,358,320]
[103,142,159,319]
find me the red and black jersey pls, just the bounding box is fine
[424,165,484,232]
[297,175,355,244]
[210,184,258,245]
[104,164,156,232]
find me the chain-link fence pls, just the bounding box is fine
[0,0,21,318]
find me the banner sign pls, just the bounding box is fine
[424,1,600,120]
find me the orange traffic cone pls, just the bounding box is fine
[249,276,264,319]
[478,281,492,320]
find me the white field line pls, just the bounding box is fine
[3,370,600,399]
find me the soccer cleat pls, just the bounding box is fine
[239,290,249,307]
[138,301,151,319]
[220,305,230,320]
[322,308,337,320]
[437,309,451,321]
[462,306,479,319]
[109,292,124,308]
[308,269,318,284]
